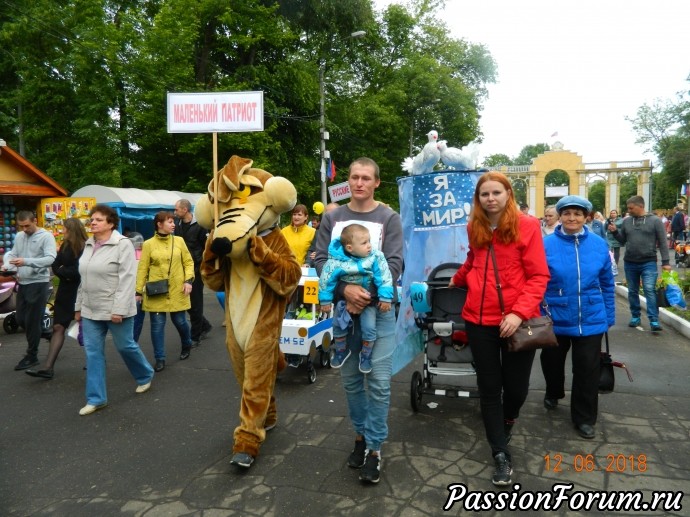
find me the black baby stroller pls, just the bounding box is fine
[410,263,479,412]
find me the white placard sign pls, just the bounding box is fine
[545,185,569,198]
[328,181,351,202]
[167,91,264,133]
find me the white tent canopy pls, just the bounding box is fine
[71,185,205,209]
[70,185,207,238]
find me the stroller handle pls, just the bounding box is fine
[426,321,465,337]
[426,280,453,288]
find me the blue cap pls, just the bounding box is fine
[555,195,592,214]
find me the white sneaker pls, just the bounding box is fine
[79,403,107,416]
[135,381,152,394]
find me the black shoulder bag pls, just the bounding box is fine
[145,239,174,296]
[599,332,634,393]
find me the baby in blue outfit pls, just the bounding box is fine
[319,224,394,373]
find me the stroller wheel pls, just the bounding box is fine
[307,363,316,384]
[410,370,423,412]
[3,313,18,334]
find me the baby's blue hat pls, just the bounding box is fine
[555,195,592,214]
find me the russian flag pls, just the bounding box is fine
[327,158,336,182]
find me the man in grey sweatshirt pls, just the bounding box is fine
[609,196,671,331]
[2,211,57,370]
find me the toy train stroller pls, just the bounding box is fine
[279,267,333,383]
[410,263,479,412]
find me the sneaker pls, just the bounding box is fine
[359,451,381,483]
[14,356,39,371]
[544,397,558,410]
[135,381,152,394]
[650,321,663,332]
[230,452,254,468]
[359,353,372,374]
[492,452,513,486]
[79,403,107,416]
[329,348,351,369]
[347,438,367,468]
[628,317,641,328]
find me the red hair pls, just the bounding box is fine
[469,172,521,248]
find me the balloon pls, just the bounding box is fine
[312,201,324,215]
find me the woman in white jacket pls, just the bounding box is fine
[75,205,154,416]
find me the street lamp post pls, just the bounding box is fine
[319,65,329,207]
[319,30,366,207]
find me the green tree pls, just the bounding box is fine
[322,0,497,206]
[482,153,512,168]
[629,90,690,209]
[588,181,605,214]
[513,143,550,166]
[0,0,497,210]
[544,169,569,207]
[619,175,639,212]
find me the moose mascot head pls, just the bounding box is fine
[195,155,302,469]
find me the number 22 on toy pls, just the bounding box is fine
[303,280,319,304]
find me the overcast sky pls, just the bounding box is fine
[376,0,689,165]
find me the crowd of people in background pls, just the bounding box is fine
[1,175,681,487]
[2,201,216,416]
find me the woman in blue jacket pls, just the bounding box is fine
[541,196,615,439]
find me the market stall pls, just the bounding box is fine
[70,185,205,239]
[0,144,68,258]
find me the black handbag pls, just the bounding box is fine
[145,279,169,296]
[599,333,615,393]
[489,244,558,352]
[145,239,174,296]
[599,332,634,394]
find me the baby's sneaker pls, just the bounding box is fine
[359,353,372,374]
[330,348,351,369]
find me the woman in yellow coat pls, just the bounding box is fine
[280,204,315,265]
[136,211,195,372]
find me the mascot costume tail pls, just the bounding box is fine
[195,155,302,469]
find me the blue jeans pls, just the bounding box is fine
[149,311,192,360]
[82,317,154,406]
[624,261,659,322]
[339,309,396,452]
[333,305,377,341]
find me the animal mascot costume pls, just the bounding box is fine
[195,155,302,468]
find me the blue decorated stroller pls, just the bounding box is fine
[410,263,479,411]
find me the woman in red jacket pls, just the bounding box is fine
[449,172,549,486]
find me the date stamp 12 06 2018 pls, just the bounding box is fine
[543,453,647,473]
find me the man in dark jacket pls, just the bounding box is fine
[609,196,671,332]
[670,206,686,243]
[175,199,212,346]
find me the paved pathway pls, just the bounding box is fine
[1,290,688,516]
